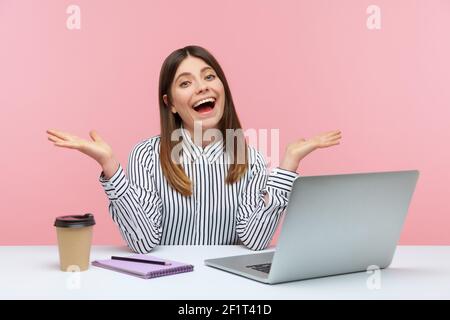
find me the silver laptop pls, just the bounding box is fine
[204,170,419,284]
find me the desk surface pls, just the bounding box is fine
[1,245,449,299]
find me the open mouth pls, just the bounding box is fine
[192,97,216,114]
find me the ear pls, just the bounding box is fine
[163,94,177,113]
[163,94,177,114]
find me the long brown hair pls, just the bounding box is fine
[158,45,248,196]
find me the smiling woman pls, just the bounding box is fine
[159,46,246,196]
[46,45,342,254]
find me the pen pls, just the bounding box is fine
[111,256,171,266]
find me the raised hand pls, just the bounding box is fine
[46,129,115,168]
[280,130,342,172]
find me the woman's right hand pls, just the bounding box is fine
[46,129,115,168]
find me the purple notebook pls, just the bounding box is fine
[92,254,194,279]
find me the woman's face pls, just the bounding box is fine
[164,56,225,136]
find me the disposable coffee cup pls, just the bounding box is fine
[54,213,96,272]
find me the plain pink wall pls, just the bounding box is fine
[0,0,449,246]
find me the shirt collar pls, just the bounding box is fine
[180,125,225,164]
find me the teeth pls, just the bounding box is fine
[193,97,216,108]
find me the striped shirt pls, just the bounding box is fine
[99,127,299,254]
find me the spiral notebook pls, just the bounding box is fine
[92,254,194,279]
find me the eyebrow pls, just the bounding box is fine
[175,66,214,83]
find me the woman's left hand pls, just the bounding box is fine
[280,130,342,172]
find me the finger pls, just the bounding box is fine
[315,132,338,140]
[48,135,63,143]
[319,142,340,149]
[46,129,73,141]
[325,130,341,137]
[328,141,341,146]
[89,130,103,142]
[328,132,342,140]
[330,134,342,140]
[321,135,342,144]
[319,137,341,146]
[54,141,79,149]
[327,136,342,143]
[46,129,68,141]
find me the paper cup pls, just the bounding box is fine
[54,214,95,272]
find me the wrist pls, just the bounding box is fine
[99,154,116,168]
[279,157,299,172]
[100,157,119,180]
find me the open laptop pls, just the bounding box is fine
[204,170,419,284]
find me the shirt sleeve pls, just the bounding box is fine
[236,151,298,250]
[99,141,163,254]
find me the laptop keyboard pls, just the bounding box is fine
[246,263,272,274]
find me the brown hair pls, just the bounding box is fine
[158,45,248,196]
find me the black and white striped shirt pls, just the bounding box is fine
[99,127,299,254]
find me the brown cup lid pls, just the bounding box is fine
[54,213,96,228]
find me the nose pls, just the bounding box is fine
[195,79,209,94]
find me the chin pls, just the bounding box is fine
[197,117,222,130]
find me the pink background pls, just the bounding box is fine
[0,0,449,246]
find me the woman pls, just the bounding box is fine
[46,45,342,254]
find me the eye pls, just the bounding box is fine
[205,74,216,80]
[180,81,190,88]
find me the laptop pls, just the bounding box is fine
[204,170,419,284]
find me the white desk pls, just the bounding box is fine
[0,245,449,299]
